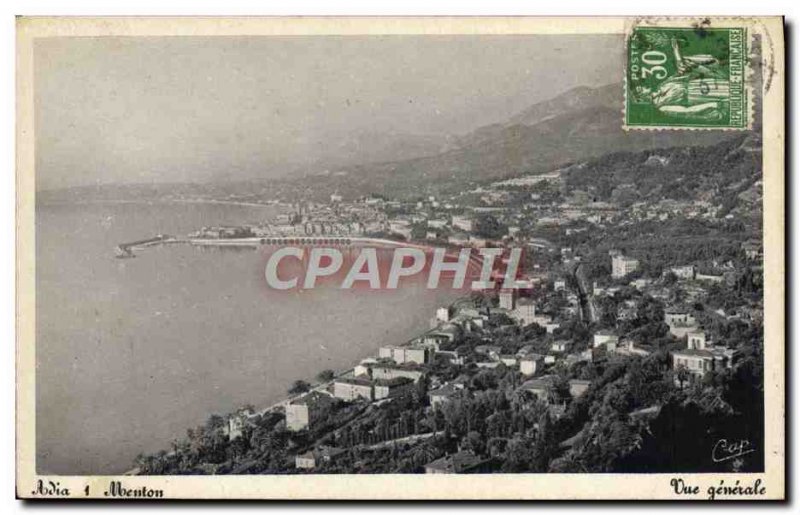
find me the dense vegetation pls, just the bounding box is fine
[135,271,763,475]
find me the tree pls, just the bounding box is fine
[474,214,506,239]
[502,436,538,472]
[205,414,226,432]
[316,369,335,383]
[674,366,690,390]
[288,380,311,395]
[461,431,486,455]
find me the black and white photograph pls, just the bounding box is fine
[14,15,785,501]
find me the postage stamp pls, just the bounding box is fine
[625,26,749,129]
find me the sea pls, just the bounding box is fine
[35,200,458,474]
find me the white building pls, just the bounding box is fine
[569,379,592,398]
[593,330,619,349]
[672,331,736,382]
[388,219,413,239]
[378,345,431,365]
[664,307,696,326]
[670,265,696,280]
[295,446,346,470]
[519,355,545,376]
[687,331,708,350]
[498,355,518,367]
[448,232,470,246]
[333,377,374,402]
[286,391,335,431]
[665,307,699,338]
[499,289,517,310]
[611,254,640,279]
[513,298,537,326]
[469,235,489,248]
[451,215,475,232]
[226,407,254,440]
[370,364,426,383]
[696,272,725,283]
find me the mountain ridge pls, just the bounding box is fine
[39,83,744,202]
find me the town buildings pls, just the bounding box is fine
[568,379,592,398]
[428,383,465,410]
[512,298,537,326]
[671,331,737,382]
[519,376,556,402]
[374,377,415,400]
[499,289,516,310]
[670,265,696,280]
[519,355,545,377]
[295,446,347,470]
[333,377,375,402]
[225,407,255,440]
[451,215,475,233]
[286,391,336,431]
[593,330,619,349]
[378,345,432,365]
[664,306,699,338]
[173,162,764,475]
[611,254,640,279]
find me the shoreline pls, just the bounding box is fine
[121,292,469,476]
[37,198,289,209]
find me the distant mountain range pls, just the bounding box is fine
[283,82,736,199]
[451,83,620,150]
[40,83,745,203]
[303,129,451,171]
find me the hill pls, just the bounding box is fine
[39,83,746,203]
[284,84,738,200]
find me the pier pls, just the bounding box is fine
[114,234,179,258]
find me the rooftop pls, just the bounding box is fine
[370,363,425,372]
[290,391,335,409]
[595,329,618,336]
[429,384,463,398]
[520,376,556,390]
[334,377,374,387]
[374,377,413,387]
[673,348,714,358]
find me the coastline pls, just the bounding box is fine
[36,198,289,209]
[125,292,469,475]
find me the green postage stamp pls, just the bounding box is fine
[626,26,749,129]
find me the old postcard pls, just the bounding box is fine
[16,16,785,500]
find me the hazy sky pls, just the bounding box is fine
[35,35,622,190]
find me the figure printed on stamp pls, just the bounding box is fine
[627,26,746,128]
[649,38,730,121]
